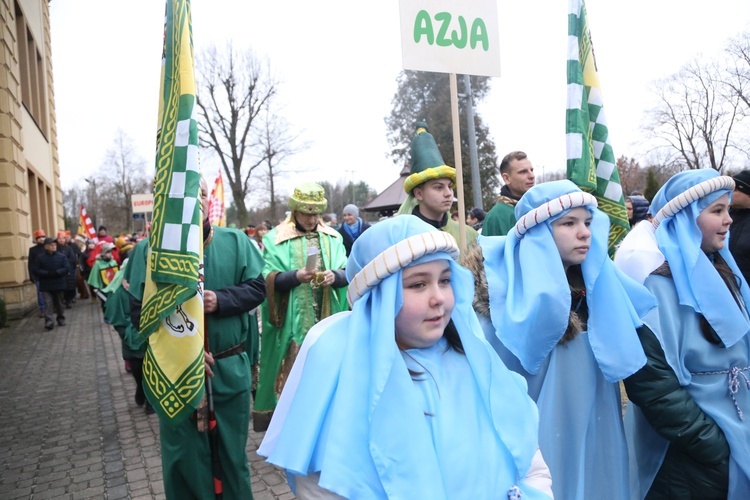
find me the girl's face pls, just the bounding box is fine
[256,225,268,240]
[697,194,732,254]
[551,207,592,270]
[625,199,633,220]
[395,260,455,350]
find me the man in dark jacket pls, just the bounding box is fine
[56,231,78,308]
[28,229,47,317]
[35,238,70,330]
[730,170,750,285]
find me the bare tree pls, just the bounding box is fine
[724,31,750,115]
[77,132,151,234]
[255,111,306,222]
[723,30,750,160]
[61,186,87,233]
[645,58,740,172]
[616,156,646,196]
[195,43,279,227]
[101,130,149,227]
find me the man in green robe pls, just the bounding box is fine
[397,121,478,246]
[102,258,151,413]
[128,179,266,499]
[254,183,348,431]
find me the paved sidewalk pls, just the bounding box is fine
[0,300,292,499]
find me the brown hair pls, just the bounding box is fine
[561,265,587,344]
[403,320,465,381]
[500,151,528,175]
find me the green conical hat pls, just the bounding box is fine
[403,121,456,194]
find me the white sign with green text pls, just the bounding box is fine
[399,0,500,77]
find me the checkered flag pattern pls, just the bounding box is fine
[565,0,629,253]
[138,0,206,424]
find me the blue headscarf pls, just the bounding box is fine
[482,180,656,382]
[260,216,542,498]
[650,169,750,347]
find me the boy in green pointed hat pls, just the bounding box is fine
[398,122,478,246]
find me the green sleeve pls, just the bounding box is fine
[483,202,516,236]
[261,228,293,279]
[624,325,730,465]
[124,239,149,301]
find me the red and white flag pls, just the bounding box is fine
[208,171,226,227]
[78,205,98,242]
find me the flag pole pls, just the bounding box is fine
[449,73,467,253]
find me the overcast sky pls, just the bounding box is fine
[50,0,750,204]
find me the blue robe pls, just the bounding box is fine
[628,274,750,499]
[480,316,629,500]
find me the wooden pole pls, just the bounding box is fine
[449,73,467,253]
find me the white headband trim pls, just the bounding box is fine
[346,230,459,306]
[513,192,598,238]
[652,176,735,229]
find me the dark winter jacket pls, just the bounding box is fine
[337,220,371,256]
[628,195,650,227]
[624,325,730,498]
[57,243,78,290]
[729,207,750,286]
[35,251,71,292]
[28,243,45,281]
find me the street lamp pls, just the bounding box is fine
[345,169,355,203]
[462,74,482,210]
[84,177,97,229]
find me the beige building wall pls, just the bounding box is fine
[0,0,63,319]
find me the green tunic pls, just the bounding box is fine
[482,201,516,236]
[255,221,348,417]
[128,228,264,500]
[103,260,146,360]
[482,200,517,236]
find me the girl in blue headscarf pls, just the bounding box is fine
[258,215,552,499]
[615,169,750,499]
[478,180,656,500]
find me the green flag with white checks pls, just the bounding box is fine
[566,0,629,253]
[139,0,206,423]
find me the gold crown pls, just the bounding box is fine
[289,182,328,214]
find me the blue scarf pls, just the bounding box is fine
[482,180,656,382]
[341,217,363,239]
[649,169,750,347]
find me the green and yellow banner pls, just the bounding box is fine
[566,0,629,254]
[140,0,205,423]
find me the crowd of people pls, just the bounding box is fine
[26,121,750,499]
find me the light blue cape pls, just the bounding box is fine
[482,180,656,382]
[649,169,750,347]
[260,215,544,498]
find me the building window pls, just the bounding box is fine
[27,169,54,236]
[15,1,47,134]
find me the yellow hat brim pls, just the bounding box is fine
[403,166,456,194]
